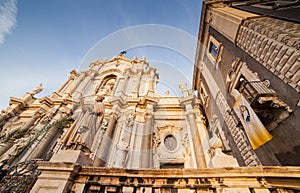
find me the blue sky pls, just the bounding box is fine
[0,0,202,110]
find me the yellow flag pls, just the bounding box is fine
[233,94,272,149]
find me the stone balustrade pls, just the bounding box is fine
[71,166,300,193]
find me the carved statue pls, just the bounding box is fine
[125,112,136,128]
[152,128,161,168]
[30,83,44,95]
[96,78,116,96]
[9,137,28,157]
[103,79,116,95]
[182,132,189,147]
[152,129,161,149]
[0,134,32,164]
[131,56,138,63]
[74,94,105,151]
[114,138,129,167]
[0,116,23,142]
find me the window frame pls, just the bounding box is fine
[207,35,223,67]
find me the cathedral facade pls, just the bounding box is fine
[0,55,243,192]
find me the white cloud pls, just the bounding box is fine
[0,0,17,44]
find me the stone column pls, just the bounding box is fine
[18,110,44,134]
[94,113,118,166]
[65,72,86,95]
[28,123,62,160]
[72,72,96,99]
[0,110,44,163]
[56,76,73,94]
[180,82,207,168]
[140,107,153,168]
[187,112,207,169]
[56,69,80,94]
[0,141,14,157]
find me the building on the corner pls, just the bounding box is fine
[193,0,300,166]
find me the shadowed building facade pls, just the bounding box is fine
[193,0,300,167]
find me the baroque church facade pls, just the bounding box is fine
[0,55,242,192]
[0,54,215,169]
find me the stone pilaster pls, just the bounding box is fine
[186,111,207,169]
[56,70,79,94]
[72,71,96,99]
[64,72,85,96]
[180,82,207,168]
[140,108,153,168]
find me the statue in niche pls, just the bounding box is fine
[0,117,26,144]
[9,137,28,157]
[73,94,105,151]
[97,78,116,96]
[0,133,32,163]
[30,83,44,95]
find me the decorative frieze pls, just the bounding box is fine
[236,17,300,92]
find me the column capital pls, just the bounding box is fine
[109,112,119,120]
